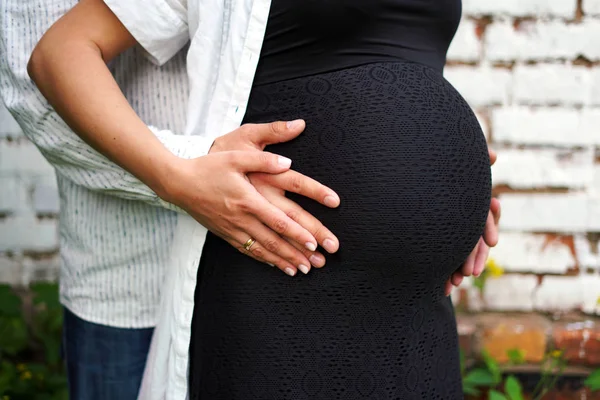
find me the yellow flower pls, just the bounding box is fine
[20,371,32,380]
[486,258,504,277]
[550,350,563,359]
[596,296,600,305]
[16,363,26,372]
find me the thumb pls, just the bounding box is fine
[229,150,292,173]
[248,119,306,149]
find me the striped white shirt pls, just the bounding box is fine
[2,0,273,397]
[0,0,214,328]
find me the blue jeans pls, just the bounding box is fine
[62,307,154,400]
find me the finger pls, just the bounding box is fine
[254,170,340,209]
[451,270,464,286]
[227,150,293,174]
[231,224,311,276]
[483,210,498,248]
[460,240,479,277]
[444,279,453,296]
[285,238,327,269]
[473,239,490,277]
[243,119,306,149]
[265,193,339,254]
[247,193,318,251]
[491,197,501,225]
[488,147,497,166]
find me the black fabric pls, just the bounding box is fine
[189,61,491,399]
[252,0,462,85]
[189,1,491,398]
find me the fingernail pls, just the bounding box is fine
[305,242,317,252]
[324,195,339,208]
[286,119,303,129]
[278,156,292,168]
[309,254,324,266]
[267,263,275,267]
[323,239,337,253]
[284,267,296,276]
[298,264,310,274]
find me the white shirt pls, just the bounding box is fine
[102,0,272,399]
[0,0,214,328]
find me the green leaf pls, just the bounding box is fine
[31,283,61,311]
[463,369,496,386]
[0,316,29,355]
[0,360,17,394]
[489,389,509,400]
[584,369,600,391]
[506,348,526,365]
[505,375,524,400]
[462,383,480,396]
[482,350,502,383]
[0,285,22,317]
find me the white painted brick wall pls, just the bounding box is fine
[463,0,576,18]
[444,67,511,106]
[1,1,600,318]
[512,65,591,106]
[498,193,599,232]
[492,107,587,146]
[447,19,481,62]
[492,149,594,189]
[489,233,576,274]
[586,0,600,15]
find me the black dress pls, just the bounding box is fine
[189,0,491,398]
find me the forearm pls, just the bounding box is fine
[27,0,182,200]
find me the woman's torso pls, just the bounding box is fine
[253,0,462,85]
[190,1,490,398]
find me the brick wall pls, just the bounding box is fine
[1,0,599,317]
[445,0,600,316]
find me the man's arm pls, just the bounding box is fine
[0,0,211,210]
[24,0,341,276]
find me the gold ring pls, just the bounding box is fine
[243,238,256,251]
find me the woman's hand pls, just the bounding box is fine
[445,148,501,296]
[169,120,340,277]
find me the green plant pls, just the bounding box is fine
[0,283,67,400]
[462,348,567,400]
[584,368,600,392]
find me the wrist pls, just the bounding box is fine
[151,153,187,204]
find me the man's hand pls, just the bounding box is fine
[444,148,501,296]
[163,120,340,277]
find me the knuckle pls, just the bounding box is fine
[273,218,289,233]
[235,197,253,213]
[239,123,254,134]
[258,151,272,167]
[264,239,279,253]
[270,121,286,135]
[289,175,304,192]
[251,246,265,259]
[286,209,301,222]
[311,223,325,239]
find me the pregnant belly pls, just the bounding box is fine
[243,61,491,283]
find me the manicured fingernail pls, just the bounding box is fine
[323,239,337,253]
[305,242,317,252]
[286,119,303,129]
[324,195,339,208]
[278,156,292,168]
[298,264,310,274]
[309,254,324,266]
[284,267,296,276]
[267,262,275,267]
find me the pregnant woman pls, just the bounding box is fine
[189,1,490,399]
[28,0,495,398]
